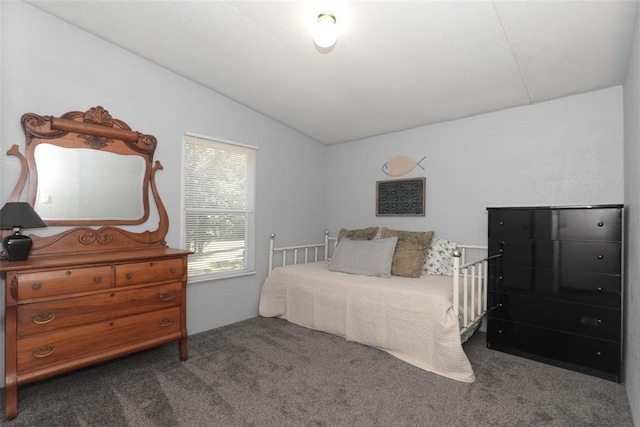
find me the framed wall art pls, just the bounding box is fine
[376,177,425,217]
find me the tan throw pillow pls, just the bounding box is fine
[337,226,379,243]
[380,227,435,278]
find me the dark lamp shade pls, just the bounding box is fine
[0,202,47,261]
[0,202,47,230]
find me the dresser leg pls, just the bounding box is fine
[179,336,188,361]
[5,382,17,420]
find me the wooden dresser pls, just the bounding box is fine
[486,205,623,381]
[1,248,190,418]
[1,106,192,419]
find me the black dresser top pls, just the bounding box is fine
[487,204,623,211]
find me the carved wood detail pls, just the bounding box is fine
[10,276,18,302]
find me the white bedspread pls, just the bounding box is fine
[258,261,475,382]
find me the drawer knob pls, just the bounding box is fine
[94,276,102,284]
[32,283,42,291]
[66,270,72,276]
[126,273,134,279]
[33,345,55,358]
[33,312,56,325]
[596,351,603,357]
[597,254,604,260]
[158,318,173,328]
[499,221,504,226]
[170,267,177,274]
[597,222,604,227]
[597,286,604,292]
[159,292,175,302]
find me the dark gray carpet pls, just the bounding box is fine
[1,317,634,426]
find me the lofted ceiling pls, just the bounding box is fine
[27,0,638,145]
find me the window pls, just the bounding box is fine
[182,133,257,281]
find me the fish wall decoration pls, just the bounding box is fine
[381,156,426,176]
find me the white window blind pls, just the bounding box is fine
[182,133,257,281]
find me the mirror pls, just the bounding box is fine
[33,144,147,221]
[3,106,170,257]
[11,106,158,227]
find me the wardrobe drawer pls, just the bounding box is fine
[488,208,621,242]
[488,265,621,308]
[17,282,183,337]
[489,239,621,274]
[488,292,620,341]
[488,210,534,239]
[115,258,184,286]
[17,266,113,300]
[487,318,620,380]
[17,306,181,374]
[542,208,621,242]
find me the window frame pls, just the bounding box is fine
[181,132,258,283]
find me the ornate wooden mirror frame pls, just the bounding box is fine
[2,106,169,257]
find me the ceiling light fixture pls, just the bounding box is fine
[313,13,337,48]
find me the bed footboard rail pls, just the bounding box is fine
[268,231,338,272]
[452,247,494,334]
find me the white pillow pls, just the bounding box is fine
[329,237,398,278]
[425,238,458,275]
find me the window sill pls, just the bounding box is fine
[188,270,257,284]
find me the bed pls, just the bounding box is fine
[259,228,491,383]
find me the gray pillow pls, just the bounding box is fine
[329,237,398,278]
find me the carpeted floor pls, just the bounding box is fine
[1,316,634,426]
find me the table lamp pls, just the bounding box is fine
[0,202,47,261]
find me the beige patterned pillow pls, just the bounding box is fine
[380,227,435,278]
[337,226,379,243]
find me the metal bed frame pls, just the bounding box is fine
[267,231,490,336]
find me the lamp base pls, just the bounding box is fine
[2,234,33,261]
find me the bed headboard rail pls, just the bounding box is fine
[269,231,337,272]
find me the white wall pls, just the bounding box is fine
[327,87,624,246]
[0,2,327,384]
[623,2,640,425]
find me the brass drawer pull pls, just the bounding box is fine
[159,292,174,302]
[126,273,134,279]
[94,276,102,284]
[32,283,42,291]
[33,312,56,325]
[33,345,55,358]
[170,267,177,274]
[157,318,173,328]
[66,270,72,276]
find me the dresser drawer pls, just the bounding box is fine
[17,306,181,374]
[489,239,621,274]
[488,209,534,239]
[488,265,621,308]
[488,292,621,341]
[487,318,620,380]
[488,208,621,242]
[17,282,183,337]
[115,258,184,286]
[17,266,113,300]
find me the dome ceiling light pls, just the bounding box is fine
[313,12,337,49]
